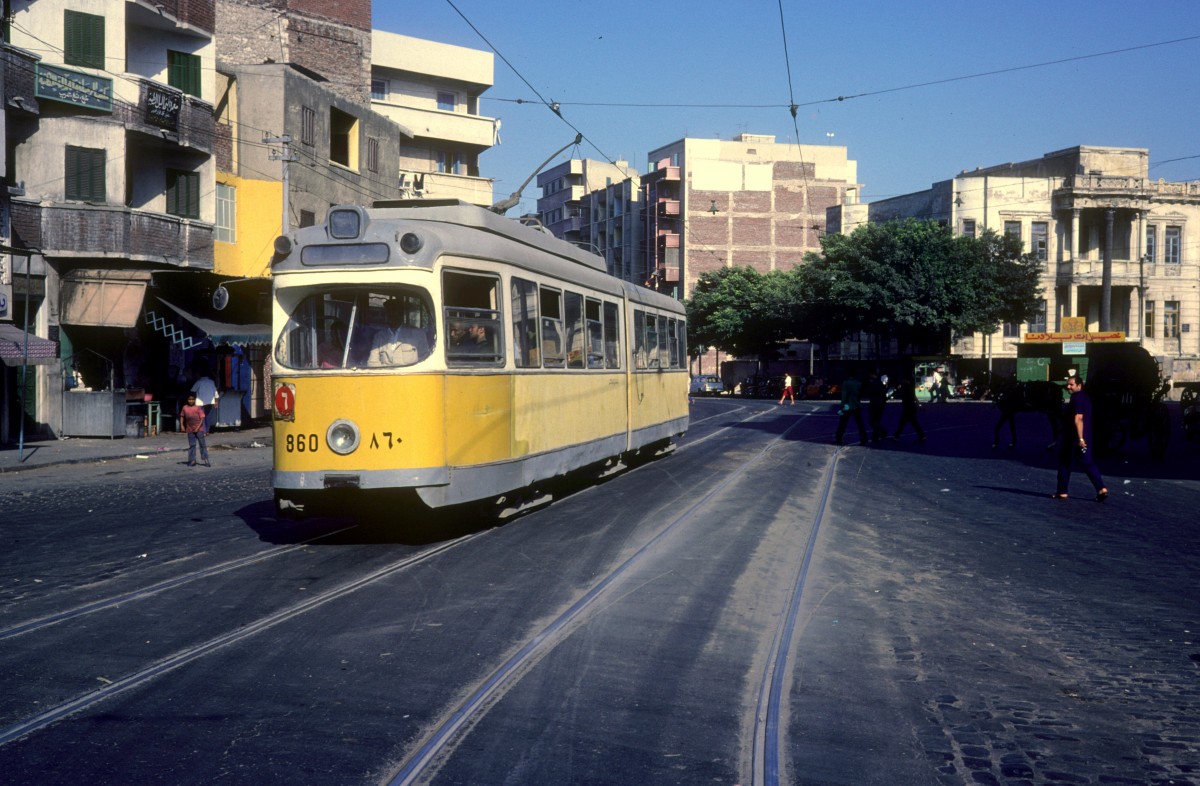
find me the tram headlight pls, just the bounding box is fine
[326,419,361,455]
[399,232,423,254]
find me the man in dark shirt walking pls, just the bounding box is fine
[1053,375,1108,501]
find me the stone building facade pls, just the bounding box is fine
[856,146,1200,382]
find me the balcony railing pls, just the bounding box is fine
[1059,175,1200,200]
[112,76,215,155]
[658,232,680,248]
[373,103,497,148]
[10,200,213,268]
[1056,258,1188,282]
[658,200,680,216]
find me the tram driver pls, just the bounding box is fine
[368,299,430,367]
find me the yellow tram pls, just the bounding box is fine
[269,200,688,516]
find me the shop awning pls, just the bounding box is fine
[60,270,151,328]
[0,323,59,367]
[157,298,271,347]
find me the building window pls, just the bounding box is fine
[64,10,104,70]
[1165,226,1182,264]
[436,150,463,175]
[1145,225,1157,263]
[166,169,200,218]
[1031,222,1048,262]
[167,50,201,98]
[1144,300,1156,339]
[1026,299,1047,333]
[962,219,976,238]
[329,107,358,169]
[1165,301,1180,338]
[299,210,316,228]
[1002,322,1020,338]
[1004,220,1021,240]
[65,145,106,202]
[215,183,236,243]
[301,106,316,146]
[370,78,387,100]
[437,91,455,111]
[367,137,380,173]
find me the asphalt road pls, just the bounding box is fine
[0,398,1197,785]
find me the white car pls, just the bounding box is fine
[689,375,725,396]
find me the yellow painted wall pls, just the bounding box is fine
[214,173,283,279]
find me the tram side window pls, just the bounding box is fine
[633,310,647,369]
[677,321,688,369]
[444,271,503,366]
[645,313,661,368]
[585,298,604,369]
[655,315,669,367]
[511,277,539,368]
[540,286,565,368]
[668,317,680,368]
[603,301,621,369]
[565,292,585,369]
[274,287,432,370]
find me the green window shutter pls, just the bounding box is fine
[64,11,104,70]
[66,146,106,202]
[168,50,201,98]
[166,170,200,219]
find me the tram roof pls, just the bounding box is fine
[274,200,684,314]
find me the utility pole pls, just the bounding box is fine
[265,134,298,233]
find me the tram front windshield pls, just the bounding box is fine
[275,287,435,370]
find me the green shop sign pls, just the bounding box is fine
[36,63,113,112]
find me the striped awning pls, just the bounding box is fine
[0,323,59,367]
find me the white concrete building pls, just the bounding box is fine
[370,31,497,206]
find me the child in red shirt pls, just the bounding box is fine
[180,393,210,467]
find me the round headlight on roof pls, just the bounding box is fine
[399,232,423,254]
[326,419,361,455]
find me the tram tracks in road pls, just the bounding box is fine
[385,407,830,786]
[0,525,358,642]
[0,529,491,747]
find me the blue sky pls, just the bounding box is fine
[376,1,1200,216]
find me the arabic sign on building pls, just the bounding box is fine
[35,64,113,112]
[145,83,182,129]
[1024,331,1127,343]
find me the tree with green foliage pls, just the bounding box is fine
[685,266,794,364]
[791,219,1042,354]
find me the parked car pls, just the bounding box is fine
[690,375,725,396]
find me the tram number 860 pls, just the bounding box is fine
[285,434,320,453]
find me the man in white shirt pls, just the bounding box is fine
[368,299,429,367]
[190,369,219,433]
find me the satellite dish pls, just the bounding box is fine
[212,285,230,311]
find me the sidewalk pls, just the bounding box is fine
[0,424,273,474]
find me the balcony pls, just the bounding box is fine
[421,172,494,207]
[658,200,680,216]
[658,232,680,249]
[1056,175,1200,208]
[114,76,215,155]
[10,200,213,268]
[656,264,680,282]
[3,45,41,113]
[373,103,497,148]
[1055,257,1191,285]
[127,0,215,34]
[654,166,681,182]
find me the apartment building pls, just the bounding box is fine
[370,30,496,206]
[858,145,1200,379]
[536,159,633,247]
[3,0,217,441]
[579,173,644,285]
[644,134,861,302]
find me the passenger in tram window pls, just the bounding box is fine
[368,299,430,367]
[318,320,348,368]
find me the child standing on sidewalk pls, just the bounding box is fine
[180,393,210,467]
